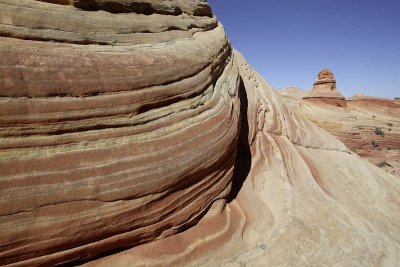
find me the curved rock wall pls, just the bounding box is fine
[0,0,214,45]
[0,1,241,265]
[1,1,400,266]
[85,50,400,267]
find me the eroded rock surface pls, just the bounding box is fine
[279,76,400,177]
[304,69,345,105]
[1,1,239,265]
[298,97,400,176]
[85,51,400,267]
[1,1,399,266]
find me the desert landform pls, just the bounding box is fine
[0,1,399,266]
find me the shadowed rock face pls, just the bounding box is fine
[35,0,212,16]
[1,1,400,266]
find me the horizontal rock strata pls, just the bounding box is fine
[304,69,346,107]
[297,97,400,176]
[280,86,400,176]
[85,50,400,267]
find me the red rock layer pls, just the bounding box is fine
[0,1,241,265]
[304,68,345,100]
[85,50,400,267]
[1,1,400,266]
[297,97,400,176]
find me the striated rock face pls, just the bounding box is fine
[304,68,345,102]
[279,74,400,177]
[0,0,213,46]
[1,1,400,266]
[0,0,239,265]
[86,51,400,267]
[296,97,400,176]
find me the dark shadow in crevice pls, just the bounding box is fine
[228,77,252,202]
[73,0,183,15]
[43,74,251,267]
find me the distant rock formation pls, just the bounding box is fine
[304,68,345,99]
[282,89,400,177]
[1,1,400,266]
[276,86,306,99]
[303,68,346,107]
[349,93,387,101]
[350,93,368,99]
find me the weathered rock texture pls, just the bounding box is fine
[299,97,400,176]
[1,1,399,266]
[280,83,400,177]
[0,1,239,265]
[84,51,400,267]
[304,69,345,106]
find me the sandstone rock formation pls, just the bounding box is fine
[304,68,346,106]
[296,96,400,176]
[85,51,400,267]
[276,86,306,100]
[278,74,400,177]
[0,1,238,265]
[1,1,399,266]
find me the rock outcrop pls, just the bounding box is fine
[86,51,400,267]
[296,96,400,176]
[0,1,239,265]
[279,73,400,177]
[1,1,399,266]
[304,68,346,106]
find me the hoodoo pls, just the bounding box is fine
[304,68,346,106]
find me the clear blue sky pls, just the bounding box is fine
[208,0,400,98]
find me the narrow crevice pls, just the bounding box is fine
[73,0,183,15]
[228,77,251,202]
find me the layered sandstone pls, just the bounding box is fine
[304,69,346,107]
[279,74,400,177]
[1,1,400,266]
[295,96,400,176]
[0,1,240,265]
[86,51,400,267]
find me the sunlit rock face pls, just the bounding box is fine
[87,51,400,267]
[304,68,346,107]
[297,96,400,177]
[278,73,400,178]
[310,68,343,97]
[0,0,241,265]
[1,1,400,266]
